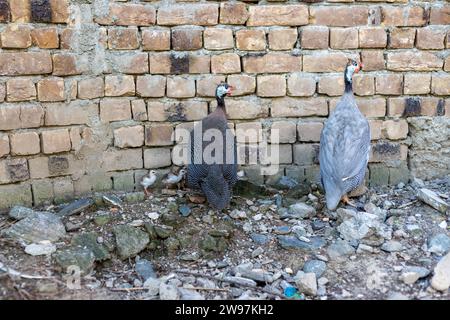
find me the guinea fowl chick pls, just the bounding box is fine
[140,170,157,196]
[187,82,238,210]
[319,59,370,210]
[163,169,186,189]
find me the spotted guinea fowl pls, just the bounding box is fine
[319,59,370,211]
[187,82,237,210]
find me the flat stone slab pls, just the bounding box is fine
[417,188,448,214]
[2,212,66,244]
[278,236,326,251]
[9,206,37,220]
[57,198,94,217]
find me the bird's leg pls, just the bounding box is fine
[342,194,357,208]
[143,187,149,197]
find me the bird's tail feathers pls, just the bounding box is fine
[201,169,230,210]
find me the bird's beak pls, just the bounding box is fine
[226,86,234,96]
[355,63,363,73]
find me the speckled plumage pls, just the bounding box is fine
[187,84,237,210]
[319,62,370,210]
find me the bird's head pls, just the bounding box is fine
[149,170,157,176]
[216,82,233,99]
[179,169,187,177]
[345,59,362,83]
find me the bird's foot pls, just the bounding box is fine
[342,194,357,208]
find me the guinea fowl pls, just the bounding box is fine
[140,170,157,196]
[162,169,186,189]
[319,59,370,211]
[187,82,237,210]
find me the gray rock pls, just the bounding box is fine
[327,240,355,262]
[431,252,450,291]
[336,208,357,222]
[303,260,327,278]
[221,276,257,287]
[311,220,327,231]
[251,247,264,258]
[284,203,316,219]
[278,236,326,251]
[294,271,317,296]
[196,278,216,289]
[57,198,94,217]
[250,233,269,245]
[381,240,404,252]
[364,203,387,222]
[403,266,430,279]
[179,288,205,300]
[178,205,191,217]
[136,259,157,281]
[113,225,149,260]
[65,221,83,232]
[337,212,392,243]
[273,226,290,235]
[143,277,161,296]
[152,225,173,239]
[54,246,95,275]
[400,272,420,284]
[93,212,112,226]
[25,242,57,256]
[230,209,247,219]
[124,192,145,203]
[238,268,273,283]
[72,232,110,261]
[427,233,450,255]
[159,283,180,300]
[2,212,66,244]
[417,188,448,214]
[9,206,36,220]
[179,253,200,261]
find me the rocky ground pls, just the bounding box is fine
[0,177,449,300]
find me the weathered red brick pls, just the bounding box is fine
[303,53,348,72]
[310,6,368,26]
[429,5,450,25]
[247,5,308,26]
[157,4,218,26]
[0,52,52,75]
[243,53,301,73]
[382,6,426,26]
[31,27,59,49]
[142,28,170,51]
[387,52,443,71]
[96,3,156,26]
[220,2,248,25]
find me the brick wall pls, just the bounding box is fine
[0,0,449,208]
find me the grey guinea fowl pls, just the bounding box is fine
[187,82,238,210]
[319,59,370,211]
